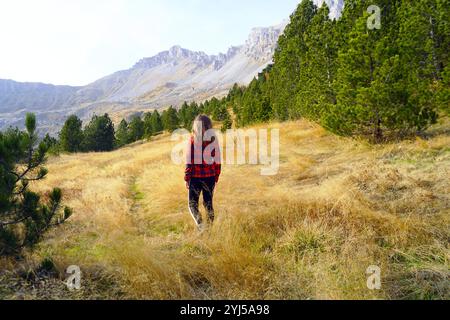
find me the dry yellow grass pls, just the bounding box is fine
[8,119,449,300]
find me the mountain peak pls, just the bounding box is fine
[1,21,288,133]
[131,20,288,72]
[133,46,210,69]
[168,45,183,56]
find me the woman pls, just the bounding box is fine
[185,115,221,231]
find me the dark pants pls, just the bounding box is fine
[188,177,216,226]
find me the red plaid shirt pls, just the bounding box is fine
[185,136,221,182]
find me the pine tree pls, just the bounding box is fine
[434,0,450,115]
[269,0,317,120]
[397,0,448,118]
[162,106,179,132]
[0,114,71,255]
[149,110,164,134]
[188,102,200,127]
[178,102,199,129]
[327,0,423,140]
[297,3,338,121]
[205,98,221,118]
[128,116,145,142]
[401,0,448,80]
[83,114,116,152]
[42,134,60,155]
[212,103,229,122]
[437,65,450,115]
[178,102,190,129]
[202,100,210,115]
[221,110,233,133]
[143,112,153,138]
[227,83,244,103]
[236,68,272,126]
[240,79,260,125]
[116,119,131,147]
[198,102,205,114]
[204,0,447,141]
[255,68,272,122]
[59,115,83,153]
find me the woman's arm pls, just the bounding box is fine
[185,138,193,183]
[214,140,222,183]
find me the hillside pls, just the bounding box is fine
[0,24,285,135]
[0,0,346,135]
[1,119,448,300]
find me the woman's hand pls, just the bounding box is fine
[186,182,190,190]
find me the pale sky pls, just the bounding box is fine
[0,0,300,86]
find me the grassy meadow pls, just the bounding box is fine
[1,119,449,300]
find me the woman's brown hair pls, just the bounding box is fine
[192,115,213,141]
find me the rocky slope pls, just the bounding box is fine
[0,1,345,134]
[0,23,286,134]
[79,23,286,108]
